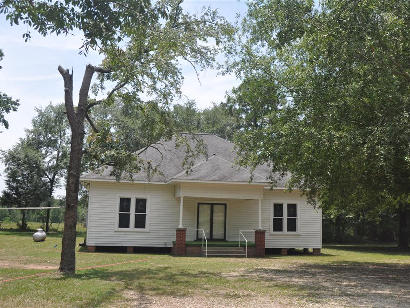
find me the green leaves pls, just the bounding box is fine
[1,139,49,209]
[0,49,19,130]
[228,0,410,217]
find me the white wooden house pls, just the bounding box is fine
[81,134,322,256]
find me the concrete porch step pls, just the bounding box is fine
[201,246,247,257]
[206,246,245,251]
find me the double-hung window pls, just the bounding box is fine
[272,203,298,232]
[134,198,147,228]
[118,198,131,228]
[273,203,284,232]
[118,197,148,230]
[287,203,297,232]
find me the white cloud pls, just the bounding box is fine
[0,73,60,82]
[181,69,239,109]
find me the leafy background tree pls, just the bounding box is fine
[1,104,70,230]
[1,140,49,230]
[26,103,70,231]
[0,49,19,130]
[226,0,409,247]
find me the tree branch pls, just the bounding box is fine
[87,81,128,110]
[93,66,112,74]
[85,113,99,133]
[182,56,201,85]
[58,65,76,127]
[78,64,97,114]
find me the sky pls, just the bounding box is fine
[0,0,247,194]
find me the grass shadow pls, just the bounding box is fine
[325,244,410,255]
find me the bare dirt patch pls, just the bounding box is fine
[0,260,58,270]
[115,291,301,308]
[242,262,410,307]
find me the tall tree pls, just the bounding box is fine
[26,104,70,232]
[1,140,49,230]
[172,100,201,132]
[200,103,238,140]
[0,49,19,130]
[170,101,238,139]
[227,0,409,247]
[1,0,231,273]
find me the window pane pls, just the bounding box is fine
[274,203,283,217]
[273,218,283,231]
[119,213,130,228]
[198,204,211,239]
[287,218,297,232]
[119,198,131,212]
[287,204,297,217]
[135,214,146,228]
[135,199,147,213]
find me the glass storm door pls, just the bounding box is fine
[197,203,226,240]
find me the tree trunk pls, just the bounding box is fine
[58,64,99,274]
[398,203,409,249]
[335,214,344,243]
[59,128,84,274]
[45,209,50,233]
[46,181,54,233]
[21,210,27,231]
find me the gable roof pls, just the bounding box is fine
[81,133,288,187]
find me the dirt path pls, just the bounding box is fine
[0,260,57,270]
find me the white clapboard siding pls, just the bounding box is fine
[87,182,321,248]
[87,181,180,247]
[225,190,322,248]
[176,182,264,200]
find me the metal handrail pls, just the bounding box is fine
[195,228,208,257]
[239,229,254,258]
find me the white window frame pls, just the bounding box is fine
[286,203,298,233]
[272,203,285,232]
[270,201,300,234]
[115,195,150,232]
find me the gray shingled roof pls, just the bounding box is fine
[81,133,288,187]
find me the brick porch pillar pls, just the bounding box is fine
[255,229,266,257]
[175,228,186,256]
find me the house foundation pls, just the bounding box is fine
[127,246,134,253]
[87,245,96,252]
[313,248,321,255]
[280,248,288,255]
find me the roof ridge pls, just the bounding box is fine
[211,154,267,181]
[169,155,217,180]
[179,132,214,136]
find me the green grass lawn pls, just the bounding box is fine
[0,230,409,307]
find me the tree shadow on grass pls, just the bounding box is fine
[246,261,410,307]
[54,266,228,307]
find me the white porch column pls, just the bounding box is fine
[258,198,262,229]
[178,196,184,228]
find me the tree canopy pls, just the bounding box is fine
[227,0,409,247]
[1,140,49,230]
[0,49,19,130]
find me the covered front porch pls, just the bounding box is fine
[172,182,267,257]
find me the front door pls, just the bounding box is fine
[197,203,226,240]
